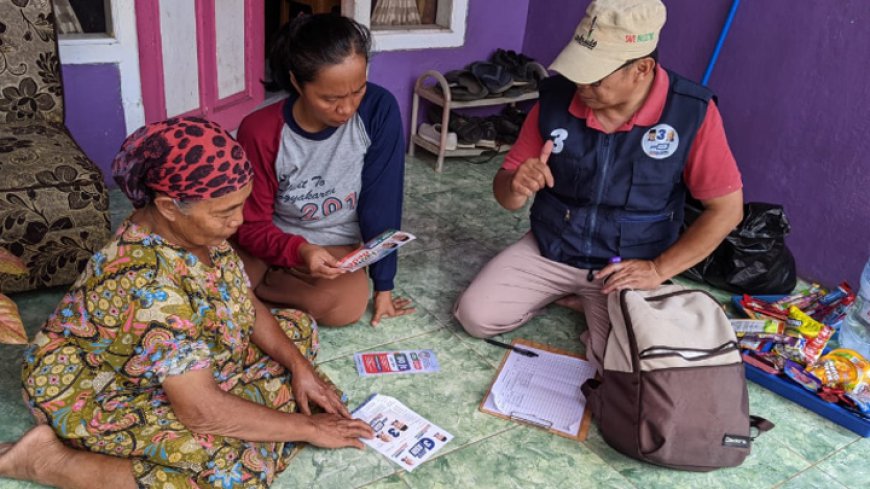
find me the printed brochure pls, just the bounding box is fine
[354,350,440,377]
[352,394,453,471]
[337,230,416,272]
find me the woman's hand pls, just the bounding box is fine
[290,359,350,417]
[298,242,347,279]
[305,413,374,449]
[371,290,416,326]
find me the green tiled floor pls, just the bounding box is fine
[2,154,868,489]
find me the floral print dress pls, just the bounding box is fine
[22,220,322,488]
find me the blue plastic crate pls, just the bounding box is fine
[731,294,870,437]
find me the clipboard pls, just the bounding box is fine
[478,338,594,441]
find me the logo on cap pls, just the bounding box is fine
[625,33,655,44]
[575,16,598,50]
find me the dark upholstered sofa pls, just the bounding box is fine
[0,0,111,293]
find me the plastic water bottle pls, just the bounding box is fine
[839,258,870,358]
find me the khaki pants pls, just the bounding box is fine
[454,233,612,369]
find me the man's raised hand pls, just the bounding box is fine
[510,140,555,198]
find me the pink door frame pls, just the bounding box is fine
[136,0,265,130]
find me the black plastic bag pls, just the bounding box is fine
[681,201,797,295]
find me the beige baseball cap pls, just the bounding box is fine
[550,0,666,85]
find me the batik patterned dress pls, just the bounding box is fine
[22,220,324,488]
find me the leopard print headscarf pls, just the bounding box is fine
[111,117,253,208]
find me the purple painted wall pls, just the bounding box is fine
[368,0,532,134]
[62,0,533,183]
[63,0,530,181]
[522,0,870,288]
[61,63,127,185]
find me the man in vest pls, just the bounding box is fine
[454,0,744,370]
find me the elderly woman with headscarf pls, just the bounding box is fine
[0,117,373,489]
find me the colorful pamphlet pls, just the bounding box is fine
[354,350,440,377]
[352,394,453,471]
[337,230,416,272]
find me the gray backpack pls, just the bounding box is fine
[582,285,773,471]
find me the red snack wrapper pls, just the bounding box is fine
[801,323,834,365]
[741,295,790,321]
[742,352,781,374]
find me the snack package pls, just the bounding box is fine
[807,349,870,392]
[846,384,870,415]
[773,336,807,363]
[741,332,798,343]
[730,319,784,337]
[773,284,824,311]
[804,283,854,327]
[800,324,834,365]
[807,349,870,416]
[783,359,823,392]
[772,306,832,366]
[818,282,853,306]
[820,295,854,327]
[741,295,789,321]
[787,306,826,338]
[738,337,774,353]
[742,351,781,375]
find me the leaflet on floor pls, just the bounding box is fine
[354,349,440,377]
[351,394,453,471]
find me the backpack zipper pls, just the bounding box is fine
[639,341,739,361]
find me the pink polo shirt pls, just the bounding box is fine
[502,65,742,201]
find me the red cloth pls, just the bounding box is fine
[234,103,308,268]
[501,65,742,201]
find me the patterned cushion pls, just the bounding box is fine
[0,122,111,293]
[0,0,64,125]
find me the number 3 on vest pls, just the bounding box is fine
[549,128,568,154]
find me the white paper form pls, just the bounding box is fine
[486,345,597,436]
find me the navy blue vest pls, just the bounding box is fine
[530,70,713,269]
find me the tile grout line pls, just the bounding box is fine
[772,465,852,489]
[805,437,863,489]
[353,470,407,489]
[765,439,858,489]
[445,328,504,369]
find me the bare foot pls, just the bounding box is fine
[554,295,585,313]
[0,424,67,485]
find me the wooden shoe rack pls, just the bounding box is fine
[409,70,540,173]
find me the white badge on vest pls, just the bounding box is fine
[641,124,679,159]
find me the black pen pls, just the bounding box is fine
[484,338,539,358]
